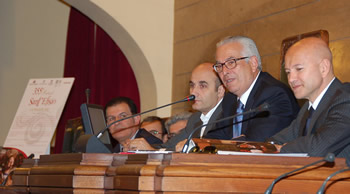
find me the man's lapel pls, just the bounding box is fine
[307,78,341,135]
[192,119,203,138]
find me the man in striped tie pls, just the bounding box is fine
[206,36,300,142]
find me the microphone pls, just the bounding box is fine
[265,153,335,194]
[85,88,91,104]
[181,102,269,153]
[317,167,350,194]
[27,153,35,159]
[96,95,195,138]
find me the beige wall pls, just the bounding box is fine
[65,0,174,117]
[172,0,350,113]
[0,0,70,146]
[0,0,174,146]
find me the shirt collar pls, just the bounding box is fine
[200,98,223,124]
[239,71,261,106]
[309,77,335,110]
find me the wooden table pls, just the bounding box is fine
[5,153,350,193]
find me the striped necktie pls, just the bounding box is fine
[233,100,244,138]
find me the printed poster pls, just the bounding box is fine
[4,78,74,157]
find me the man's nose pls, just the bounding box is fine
[288,72,295,82]
[222,65,230,75]
[190,86,199,96]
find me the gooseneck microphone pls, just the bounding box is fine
[85,88,91,104]
[317,167,350,194]
[264,153,335,194]
[181,102,270,153]
[96,95,195,139]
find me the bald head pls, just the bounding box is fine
[190,63,225,114]
[287,37,333,72]
[284,37,335,102]
[192,63,222,88]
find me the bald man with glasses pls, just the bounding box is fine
[206,36,300,142]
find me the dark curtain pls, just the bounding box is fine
[54,8,140,153]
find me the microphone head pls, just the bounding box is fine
[324,153,335,162]
[186,95,195,101]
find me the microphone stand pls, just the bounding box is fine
[317,167,350,194]
[181,102,269,153]
[96,95,195,138]
[75,95,195,153]
[265,153,335,194]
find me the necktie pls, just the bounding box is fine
[303,107,315,136]
[233,100,244,138]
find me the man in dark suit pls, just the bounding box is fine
[104,97,163,152]
[124,63,225,151]
[268,37,350,158]
[162,63,225,150]
[206,36,300,142]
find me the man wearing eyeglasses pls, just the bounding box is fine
[206,36,300,142]
[140,116,166,141]
[163,112,192,142]
[105,97,163,152]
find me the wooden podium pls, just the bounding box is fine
[4,152,350,193]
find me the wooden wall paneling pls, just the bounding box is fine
[174,0,316,42]
[173,0,350,113]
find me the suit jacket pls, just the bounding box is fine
[206,72,300,142]
[159,101,223,150]
[113,128,163,153]
[269,79,350,158]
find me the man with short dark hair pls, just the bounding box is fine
[105,97,163,152]
[140,116,166,141]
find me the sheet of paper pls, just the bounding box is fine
[4,78,74,158]
[217,150,308,157]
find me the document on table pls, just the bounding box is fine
[217,150,308,157]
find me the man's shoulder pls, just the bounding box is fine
[255,72,295,97]
[188,111,202,120]
[258,72,289,89]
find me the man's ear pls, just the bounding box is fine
[320,58,331,78]
[133,115,141,125]
[249,56,259,72]
[218,84,225,98]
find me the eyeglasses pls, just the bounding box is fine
[106,112,130,124]
[149,130,163,135]
[167,133,177,139]
[213,57,249,73]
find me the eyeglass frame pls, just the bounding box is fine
[106,112,131,125]
[148,130,163,135]
[213,56,249,73]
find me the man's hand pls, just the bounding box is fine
[175,139,187,152]
[123,138,156,151]
[274,144,283,152]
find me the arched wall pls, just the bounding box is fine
[64,0,174,115]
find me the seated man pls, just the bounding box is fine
[104,97,163,152]
[163,112,192,142]
[125,62,225,151]
[268,37,350,158]
[207,36,300,142]
[140,116,166,141]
